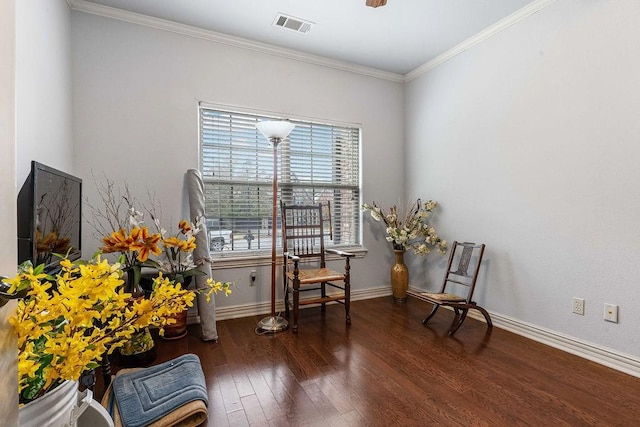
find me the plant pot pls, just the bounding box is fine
[390,249,409,303]
[19,380,78,427]
[161,309,189,340]
[118,327,157,368]
[117,280,157,367]
[160,274,192,340]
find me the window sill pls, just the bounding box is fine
[210,246,368,270]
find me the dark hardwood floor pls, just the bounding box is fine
[97,297,640,426]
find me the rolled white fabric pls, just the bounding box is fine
[186,169,218,341]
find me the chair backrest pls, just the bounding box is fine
[441,241,485,303]
[280,202,330,267]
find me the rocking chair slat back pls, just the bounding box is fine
[281,203,326,260]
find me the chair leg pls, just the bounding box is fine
[345,280,351,325]
[292,283,300,334]
[448,309,469,336]
[321,282,326,313]
[284,279,290,319]
[422,304,440,325]
[475,306,493,328]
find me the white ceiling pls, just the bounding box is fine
[76,0,536,75]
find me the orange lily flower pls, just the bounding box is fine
[129,226,162,262]
[102,228,133,253]
[162,236,182,248]
[178,220,192,234]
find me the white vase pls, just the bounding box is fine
[19,380,78,427]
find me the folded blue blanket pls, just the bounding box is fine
[113,354,208,427]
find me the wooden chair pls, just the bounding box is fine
[408,241,492,336]
[280,201,354,333]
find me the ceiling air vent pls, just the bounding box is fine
[273,13,313,34]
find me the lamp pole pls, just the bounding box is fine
[269,138,279,322]
[255,121,295,333]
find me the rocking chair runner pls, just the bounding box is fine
[408,241,492,336]
[280,201,354,333]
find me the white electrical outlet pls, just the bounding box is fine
[604,303,618,323]
[572,297,585,315]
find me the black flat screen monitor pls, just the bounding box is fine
[17,161,82,272]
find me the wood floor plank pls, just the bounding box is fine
[206,378,231,427]
[299,379,342,420]
[226,409,250,426]
[245,366,285,420]
[94,297,640,426]
[217,364,246,415]
[240,393,268,425]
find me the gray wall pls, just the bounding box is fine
[405,0,640,356]
[2,0,74,419]
[70,12,405,310]
[16,0,74,185]
[0,0,17,421]
[5,2,638,409]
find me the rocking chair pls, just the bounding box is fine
[408,241,492,336]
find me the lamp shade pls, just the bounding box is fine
[256,120,295,140]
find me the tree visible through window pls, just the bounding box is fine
[199,105,361,255]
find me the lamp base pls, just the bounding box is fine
[257,315,289,333]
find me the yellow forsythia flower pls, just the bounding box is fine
[9,256,232,402]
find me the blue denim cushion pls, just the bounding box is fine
[113,354,208,427]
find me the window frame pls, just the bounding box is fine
[198,103,366,268]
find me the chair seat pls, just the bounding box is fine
[286,267,345,284]
[419,292,467,302]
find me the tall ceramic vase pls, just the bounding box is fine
[391,249,409,303]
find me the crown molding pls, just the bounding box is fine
[68,0,404,83]
[404,0,557,82]
[68,0,555,84]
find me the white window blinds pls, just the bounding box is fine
[200,106,361,255]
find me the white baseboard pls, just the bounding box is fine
[463,307,640,379]
[213,286,392,321]
[407,286,640,378]
[197,287,640,379]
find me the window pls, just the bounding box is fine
[199,105,361,257]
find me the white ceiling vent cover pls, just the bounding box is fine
[273,13,313,34]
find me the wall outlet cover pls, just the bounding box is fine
[604,303,618,323]
[572,297,585,315]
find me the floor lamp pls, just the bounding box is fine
[256,120,295,333]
